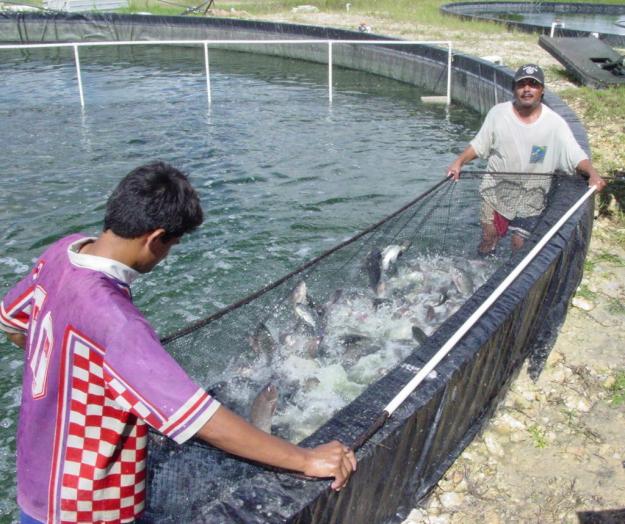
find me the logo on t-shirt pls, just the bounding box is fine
[530,145,547,164]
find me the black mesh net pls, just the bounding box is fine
[144,171,572,521]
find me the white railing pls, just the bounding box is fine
[0,39,453,108]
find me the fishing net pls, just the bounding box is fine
[144,171,580,522]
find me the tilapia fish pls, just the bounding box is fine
[367,243,409,296]
[250,383,278,434]
[249,322,277,357]
[450,266,474,296]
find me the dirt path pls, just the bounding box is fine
[214,8,625,522]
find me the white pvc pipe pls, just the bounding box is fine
[384,184,597,416]
[446,41,452,105]
[328,41,333,103]
[204,42,211,106]
[73,44,85,109]
[0,39,453,49]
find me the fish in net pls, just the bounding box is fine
[143,171,575,521]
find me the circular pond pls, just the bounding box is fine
[0,13,595,524]
[442,2,625,46]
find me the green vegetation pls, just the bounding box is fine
[595,252,625,266]
[575,284,597,301]
[607,298,625,315]
[527,424,547,448]
[608,371,625,407]
[560,86,625,123]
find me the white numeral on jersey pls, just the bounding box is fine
[29,285,53,399]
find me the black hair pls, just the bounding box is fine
[104,161,203,240]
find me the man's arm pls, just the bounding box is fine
[576,158,606,192]
[447,145,478,181]
[196,405,357,491]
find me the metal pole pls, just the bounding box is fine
[73,44,85,109]
[328,41,333,103]
[446,41,452,106]
[204,42,211,106]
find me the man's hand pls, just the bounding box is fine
[588,172,607,192]
[302,441,357,491]
[577,159,606,192]
[446,145,478,181]
[196,406,357,492]
[447,161,463,181]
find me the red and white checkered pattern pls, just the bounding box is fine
[58,335,146,523]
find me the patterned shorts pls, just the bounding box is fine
[480,200,540,239]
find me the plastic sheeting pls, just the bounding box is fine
[0,14,596,523]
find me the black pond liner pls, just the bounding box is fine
[0,13,595,523]
[441,2,625,47]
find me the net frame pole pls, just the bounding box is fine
[328,41,333,103]
[446,41,452,105]
[204,42,213,107]
[73,44,85,109]
[204,42,211,107]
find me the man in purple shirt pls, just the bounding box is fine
[1,161,356,524]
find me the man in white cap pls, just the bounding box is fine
[447,63,606,255]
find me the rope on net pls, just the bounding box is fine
[160,175,455,345]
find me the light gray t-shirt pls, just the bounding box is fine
[470,101,588,218]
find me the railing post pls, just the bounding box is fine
[73,44,85,108]
[328,41,333,103]
[204,42,211,107]
[446,41,452,106]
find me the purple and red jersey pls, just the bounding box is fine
[0,234,220,524]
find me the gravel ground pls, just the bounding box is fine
[214,8,625,522]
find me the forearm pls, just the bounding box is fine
[576,158,606,191]
[196,405,309,473]
[448,145,478,179]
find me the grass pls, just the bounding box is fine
[575,284,597,301]
[595,252,625,266]
[608,371,625,407]
[583,258,595,273]
[528,424,548,448]
[607,298,625,315]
